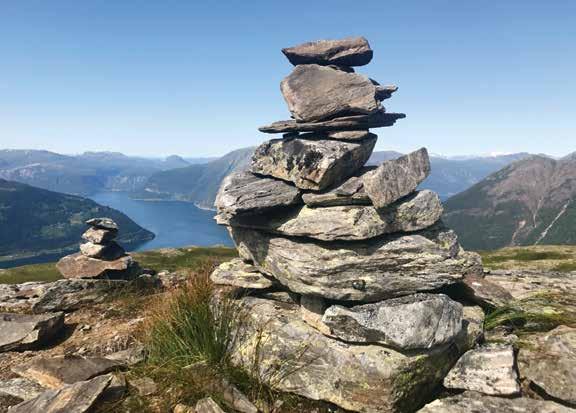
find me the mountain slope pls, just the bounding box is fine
[0,179,154,260]
[443,155,576,250]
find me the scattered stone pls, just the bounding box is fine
[195,397,226,413]
[130,377,157,396]
[7,374,113,413]
[302,168,373,207]
[56,253,140,280]
[461,305,485,349]
[210,259,274,289]
[250,135,377,191]
[173,404,196,413]
[460,274,514,309]
[323,293,463,350]
[363,147,431,208]
[221,378,258,413]
[106,343,146,366]
[0,378,45,401]
[0,282,49,312]
[79,241,125,260]
[81,227,116,245]
[282,36,373,67]
[12,355,124,389]
[0,312,64,352]
[281,64,380,122]
[300,295,331,335]
[86,217,119,231]
[417,391,574,413]
[326,130,370,141]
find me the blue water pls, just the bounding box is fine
[90,192,234,251]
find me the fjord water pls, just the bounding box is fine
[91,192,233,251]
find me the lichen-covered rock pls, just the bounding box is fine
[443,344,520,396]
[281,64,380,122]
[56,253,140,280]
[323,293,463,350]
[0,312,64,352]
[363,148,431,208]
[250,135,376,191]
[282,36,373,67]
[459,274,514,309]
[0,378,45,401]
[210,259,274,290]
[229,225,471,302]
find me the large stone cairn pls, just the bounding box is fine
[212,37,484,413]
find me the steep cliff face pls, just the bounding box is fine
[444,155,576,250]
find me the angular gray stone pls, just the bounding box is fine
[86,217,118,231]
[229,225,471,302]
[443,344,520,396]
[0,312,64,352]
[214,171,301,217]
[210,259,274,290]
[81,227,116,244]
[225,190,443,241]
[326,130,371,141]
[375,84,398,100]
[79,241,125,260]
[259,110,406,134]
[220,378,258,413]
[460,274,514,309]
[0,282,49,312]
[302,167,373,207]
[300,295,331,335]
[282,36,373,67]
[56,253,140,280]
[417,392,574,413]
[7,374,112,413]
[195,397,227,413]
[232,296,481,413]
[363,147,431,208]
[323,293,463,350]
[129,377,157,396]
[0,378,45,401]
[281,64,380,122]
[250,135,376,191]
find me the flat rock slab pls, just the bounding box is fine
[417,391,574,413]
[79,241,125,260]
[229,225,472,302]
[281,64,380,122]
[250,135,376,191]
[210,259,274,290]
[0,282,49,312]
[7,374,112,413]
[0,378,45,401]
[86,217,118,231]
[13,355,124,389]
[232,296,480,413]
[323,293,463,350]
[0,312,64,352]
[363,147,431,208]
[56,253,139,280]
[259,111,405,134]
[282,36,373,67]
[518,325,576,406]
[81,227,117,244]
[326,130,371,141]
[460,274,514,309]
[302,167,373,207]
[444,344,520,396]
[214,171,301,217]
[227,190,442,241]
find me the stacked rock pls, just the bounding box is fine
[212,37,483,413]
[57,218,141,280]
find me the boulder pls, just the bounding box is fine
[0,312,64,352]
[225,190,442,241]
[229,225,471,302]
[81,227,116,244]
[86,217,118,231]
[210,259,275,290]
[7,374,113,413]
[326,130,371,141]
[518,325,576,406]
[363,148,431,208]
[0,378,45,401]
[12,355,124,389]
[443,344,520,396]
[417,391,574,413]
[250,135,376,191]
[281,64,380,122]
[282,36,373,67]
[79,241,125,260]
[259,111,406,134]
[302,168,373,207]
[214,171,301,217]
[56,253,140,280]
[459,274,514,309]
[232,296,480,413]
[323,293,463,350]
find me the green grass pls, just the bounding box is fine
[481,250,571,264]
[0,262,61,284]
[479,245,576,272]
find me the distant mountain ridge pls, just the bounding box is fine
[443,154,576,250]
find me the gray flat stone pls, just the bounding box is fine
[81,227,116,244]
[282,36,373,67]
[195,397,227,413]
[0,378,45,401]
[56,253,140,280]
[79,241,125,260]
[86,217,118,231]
[326,130,371,141]
[302,167,373,207]
[210,259,274,290]
[0,312,64,352]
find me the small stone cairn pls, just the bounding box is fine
[212,37,484,412]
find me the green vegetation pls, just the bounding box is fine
[0,262,61,284]
[479,245,576,272]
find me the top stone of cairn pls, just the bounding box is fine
[85,217,118,231]
[282,36,373,67]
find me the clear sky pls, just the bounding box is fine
[1,0,575,158]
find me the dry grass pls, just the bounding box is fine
[479,245,576,272]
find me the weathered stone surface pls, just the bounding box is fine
[130,377,157,396]
[229,225,472,302]
[281,64,380,122]
[302,167,373,207]
[282,36,373,67]
[375,85,398,101]
[81,227,116,244]
[0,378,45,401]
[259,110,406,134]
[326,130,370,141]
[56,253,140,280]
[195,397,226,413]
[250,135,376,191]
[418,391,574,413]
[323,293,463,350]
[363,148,431,208]
[106,343,146,366]
[518,325,576,406]
[461,305,485,349]
[227,190,442,241]
[214,171,301,218]
[220,378,258,413]
[300,295,331,335]
[7,374,112,413]
[485,269,576,300]
[86,217,118,231]
[232,296,480,413]
[0,312,64,352]
[444,344,520,396]
[13,355,124,389]
[460,274,514,309]
[32,279,129,313]
[210,259,274,290]
[79,241,125,260]
[0,282,49,312]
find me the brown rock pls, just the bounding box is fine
[56,253,140,280]
[282,36,373,67]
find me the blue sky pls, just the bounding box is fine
[0,1,574,157]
